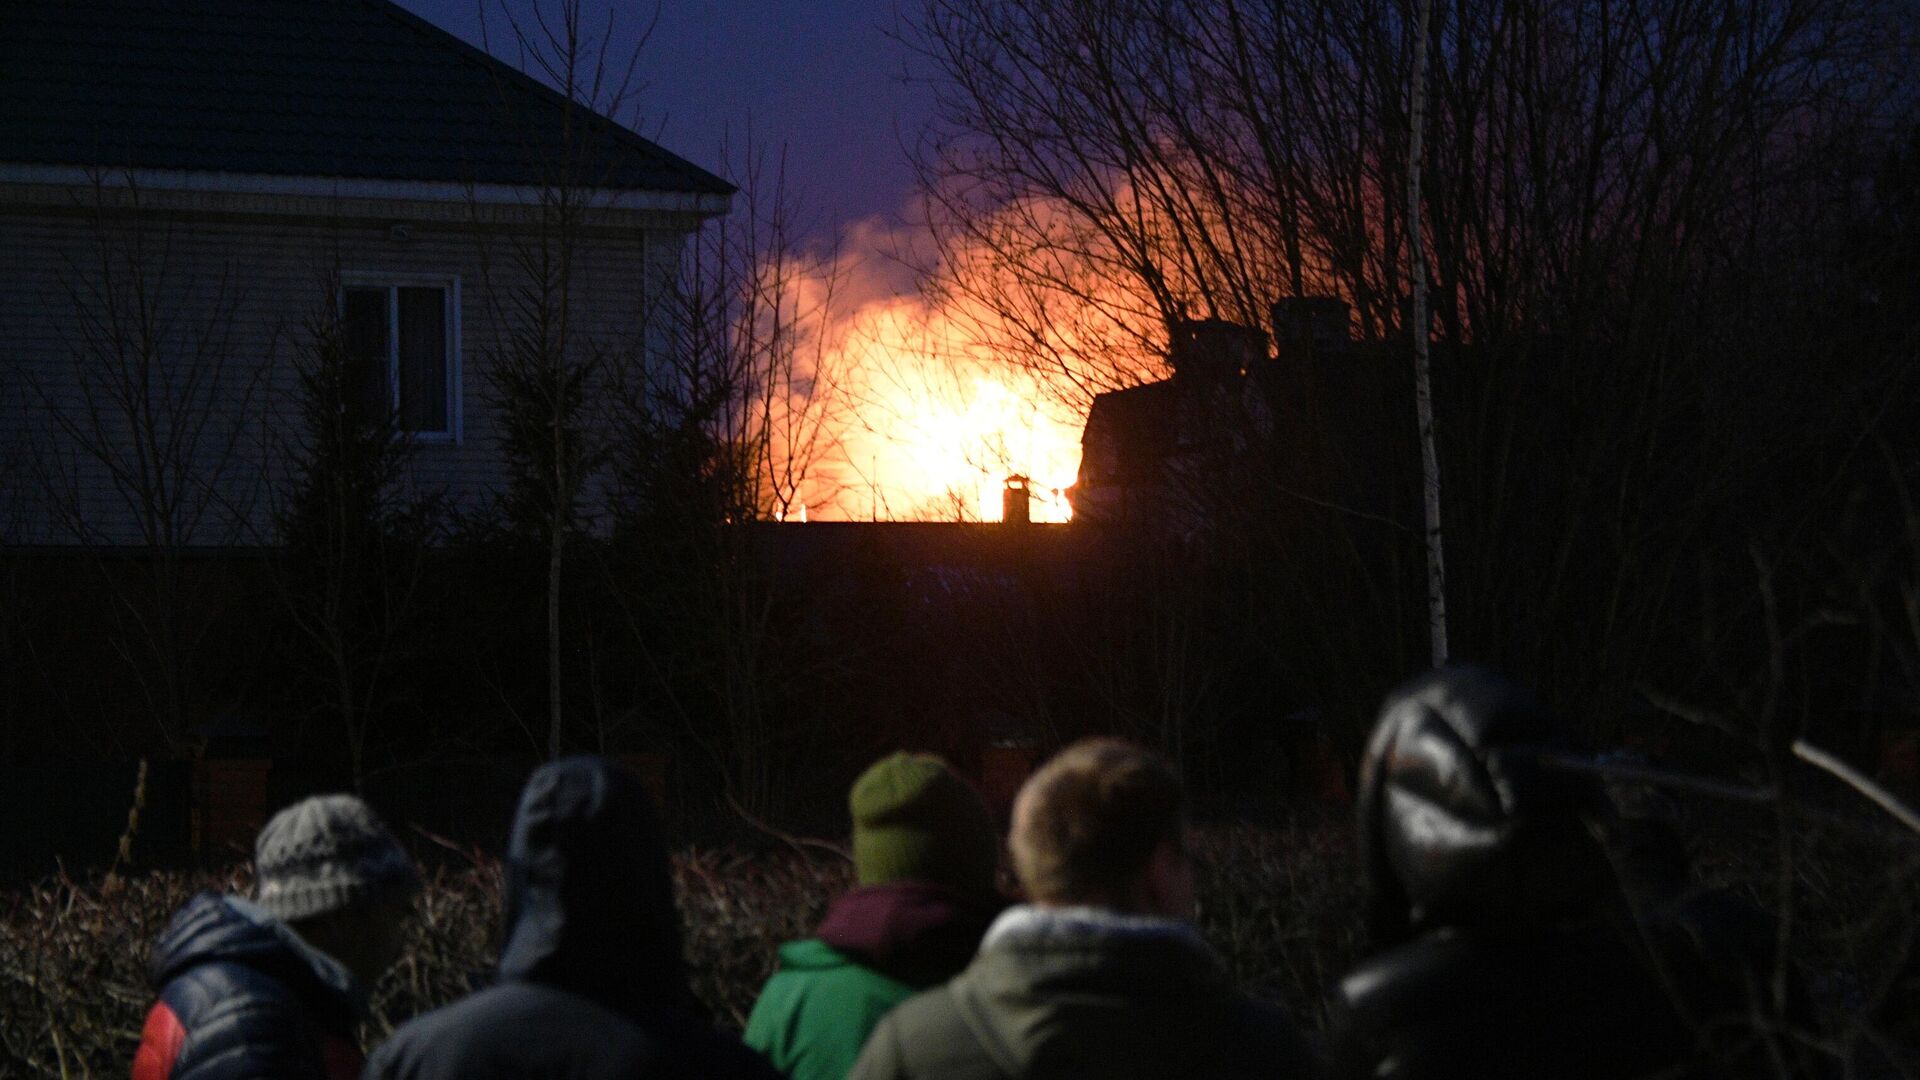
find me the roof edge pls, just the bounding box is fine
[368,0,734,197]
[0,164,732,216]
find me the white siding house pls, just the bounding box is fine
[0,0,732,546]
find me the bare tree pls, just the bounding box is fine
[903,0,1917,720]
[604,141,847,815]
[27,171,268,754]
[472,0,652,760]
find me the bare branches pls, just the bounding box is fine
[906,0,1912,351]
[25,171,271,753]
[604,135,848,814]
[1794,740,1920,836]
[34,173,266,552]
[471,0,668,760]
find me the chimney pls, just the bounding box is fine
[1002,475,1031,524]
[1169,318,1269,381]
[1271,297,1351,356]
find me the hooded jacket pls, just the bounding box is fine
[848,905,1319,1080]
[745,882,1002,1080]
[132,892,365,1080]
[362,757,780,1080]
[1325,667,1696,1080]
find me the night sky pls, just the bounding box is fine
[396,0,935,241]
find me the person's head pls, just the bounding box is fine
[850,751,999,899]
[253,794,418,987]
[1009,738,1193,918]
[1357,666,1614,944]
[498,756,689,1012]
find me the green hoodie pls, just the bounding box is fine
[745,881,1001,1080]
[745,939,917,1080]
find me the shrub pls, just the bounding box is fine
[0,846,853,1076]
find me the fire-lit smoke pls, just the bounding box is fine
[767,205,1165,523]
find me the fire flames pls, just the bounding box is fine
[827,335,1085,523]
[770,221,1104,524]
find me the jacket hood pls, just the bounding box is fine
[1358,666,1613,943]
[949,905,1245,1074]
[816,881,1002,987]
[497,756,691,1013]
[149,892,361,1014]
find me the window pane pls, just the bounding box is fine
[397,287,448,433]
[342,288,389,420]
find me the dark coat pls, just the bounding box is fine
[849,905,1320,1080]
[1327,923,1696,1080]
[132,892,365,1080]
[1325,667,1699,1080]
[362,756,780,1080]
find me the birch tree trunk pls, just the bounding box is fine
[1407,0,1449,667]
[473,0,647,763]
[548,495,565,760]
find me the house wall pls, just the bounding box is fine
[0,182,704,545]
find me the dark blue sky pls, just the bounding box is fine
[398,0,936,240]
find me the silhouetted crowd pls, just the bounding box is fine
[128,667,1910,1079]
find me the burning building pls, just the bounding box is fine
[1069,297,1412,536]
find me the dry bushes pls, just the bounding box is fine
[1192,817,1366,1027]
[673,846,852,1027]
[0,826,1362,1077]
[0,846,853,1076]
[0,866,229,1076]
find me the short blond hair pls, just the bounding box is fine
[1010,739,1185,905]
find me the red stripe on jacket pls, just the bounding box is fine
[130,1001,360,1080]
[131,1002,186,1080]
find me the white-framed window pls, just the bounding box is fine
[341,276,461,440]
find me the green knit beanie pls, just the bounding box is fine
[850,752,999,897]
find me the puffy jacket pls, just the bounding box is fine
[362,756,781,1080]
[1325,666,1695,1080]
[131,892,365,1080]
[849,904,1320,1080]
[745,882,1001,1080]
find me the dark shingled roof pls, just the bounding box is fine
[0,0,732,196]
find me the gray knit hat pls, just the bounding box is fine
[253,794,418,923]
